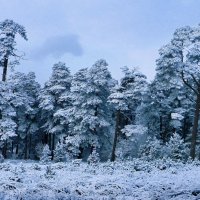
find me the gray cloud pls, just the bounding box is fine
[31,34,83,60]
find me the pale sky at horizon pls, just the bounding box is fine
[1,0,200,84]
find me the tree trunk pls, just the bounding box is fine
[44,133,48,144]
[49,133,51,146]
[110,110,121,162]
[16,135,19,155]
[3,140,7,158]
[11,141,14,155]
[190,94,200,159]
[29,134,32,159]
[2,56,8,82]
[51,134,55,160]
[160,116,164,142]
[182,117,188,142]
[24,135,28,159]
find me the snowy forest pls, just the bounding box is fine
[1,19,200,199]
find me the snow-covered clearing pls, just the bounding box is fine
[0,159,199,199]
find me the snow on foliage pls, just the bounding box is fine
[54,141,68,162]
[87,147,100,165]
[139,133,189,162]
[40,144,52,163]
[121,125,147,138]
[67,60,115,160]
[0,160,197,199]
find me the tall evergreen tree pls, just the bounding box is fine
[39,62,71,158]
[68,59,115,160]
[8,71,40,159]
[167,25,200,159]
[109,67,147,161]
[139,40,193,144]
[0,19,27,81]
[0,82,16,157]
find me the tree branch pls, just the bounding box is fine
[191,74,200,88]
[181,71,198,95]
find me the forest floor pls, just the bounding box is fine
[0,159,199,199]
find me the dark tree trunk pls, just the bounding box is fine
[51,134,55,160]
[24,135,28,159]
[190,94,200,159]
[182,117,188,142]
[3,140,7,158]
[160,116,163,142]
[110,110,121,162]
[11,141,14,154]
[48,133,51,148]
[29,134,32,159]
[78,147,83,159]
[16,135,19,155]
[2,56,8,82]
[44,133,48,144]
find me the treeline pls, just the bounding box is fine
[0,19,200,162]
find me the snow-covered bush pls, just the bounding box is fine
[64,136,80,159]
[139,133,189,162]
[87,147,100,165]
[54,142,67,162]
[40,144,52,163]
[116,125,147,160]
[166,133,189,161]
[32,164,41,171]
[0,163,11,171]
[139,137,165,161]
[44,165,55,179]
[72,159,82,166]
[20,163,25,173]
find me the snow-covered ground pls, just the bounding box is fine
[0,159,199,199]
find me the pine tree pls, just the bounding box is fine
[167,133,189,161]
[8,71,40,159]
[54,141,67,162]
[138,38,193,145]
[0,82,17,158]
[87,147,100,165]
[108,67,147,161]
[0,19,28,81]
[120,66,147,125]
[157,25,200,159]
[68,59,115,160]
[40,144,51,163]
[39,62,71,157]
[139,137,164,161]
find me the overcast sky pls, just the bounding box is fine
[1,0,200,84]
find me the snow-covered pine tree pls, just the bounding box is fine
[138,39,193,145]
[156,25,200,159]
[8,71,40,159]
[108,67,147,161]
[40,144,51,163]
[0,81,17,158]
[120,66,147,124]
[54,141,67,162]
[0,19,27,81]
[64,68,88,158]
[39,62,71,158]
[166,132,189,161]
[155,42,192,142]
[139,137,164,161]
[68,59,115,160]
[181,41,200,159]
[108,84,128,161]
[87,147,100,165]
